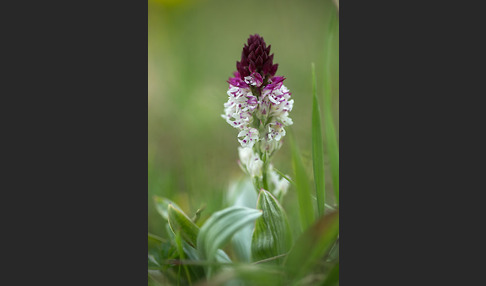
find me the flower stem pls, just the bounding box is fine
[262,152,270,191]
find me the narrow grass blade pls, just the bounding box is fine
[273,167,295,186]
[168,204,199,247]
[251,189,292,264]
[323,9,339,204]
[174,231,192,285]
[197,206,262,277]
[148,232,165,244]
[284,210,339,280]
[289,131,315,231]
[311,62,326,216]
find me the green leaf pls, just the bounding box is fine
[165,223,231,265]
[289,131,315,231]
[148,232,165,244]
[321,262,339,286]
[174,231,192,285]
[285,210,339,280]
[168,204,199,247]
[148,233,165,269]
[227,178,258,208]
[311,62,326,216]
[251,189,292,264]
[153,195,182,221]
[197,206,262,277]
[323,10,339,205]
[202,264,285,286]
[228,178,258,262]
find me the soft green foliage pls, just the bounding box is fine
[311,62,326,216]
[323,8,340,205]
[197,206,262,277]
[228,178,258,262]
[285,211,339,281]
[251,189,292,264]
[174,231,193,284]
[154,195,181,221]
[196,264,284,286]
[148,233,165,270]
[155,197,233,263]
[290,132,315,231]
[321,262,339,286]
[168,204,199,247]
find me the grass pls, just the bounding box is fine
[312,62,326,216]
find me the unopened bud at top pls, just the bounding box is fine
[236,34,278,80]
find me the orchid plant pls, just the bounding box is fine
[149,33,339,286]
[222,34,293,199]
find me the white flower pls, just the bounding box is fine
[259,138,282,154]
[267,121,286,141]
[279,113,293,126]
[267,84,293,122]
[223,77,293,150]
[268,164,290,198]
[238,127,259,148]
[222,86,255,129]
[249,158,263,178]
[244,76,256,86]
[244,72,263,87]
[238,147,263,178]
[238,146,253,165]
[222,84,260,147]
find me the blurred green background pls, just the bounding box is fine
[148,0,339,238]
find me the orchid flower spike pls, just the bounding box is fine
[222,34,293,197]
[222,34,293,154]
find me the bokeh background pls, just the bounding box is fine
[148,0,339,238]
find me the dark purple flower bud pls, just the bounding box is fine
[236,34,278,79]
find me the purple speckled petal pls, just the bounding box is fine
[251,72,263,87]
[271,76,285,84]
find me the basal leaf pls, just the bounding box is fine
[165,223,231,265]
[153,195,182,221]
[251,189,292,264]
[168,204,199,247]
[197,206,262,277]
[227,178,258,262]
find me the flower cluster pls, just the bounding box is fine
[268,164,290,198]
[222,34,293,152]
[238,147,263,178]
[223,34,292,198]
[237,147,289,199]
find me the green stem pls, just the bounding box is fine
[262,152,269,191]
